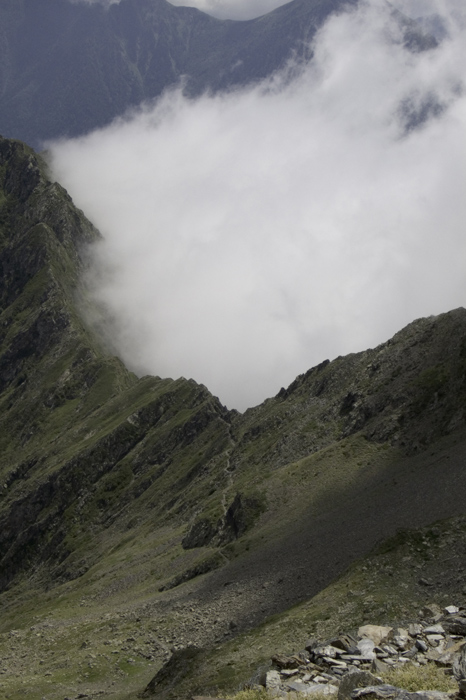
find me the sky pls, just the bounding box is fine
[74,0,454,21]
[50,0,466,411]
[166,0,290,20]
[165,0,454,21]
[72,0,290,19]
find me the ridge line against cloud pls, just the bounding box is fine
[49,0,466,410]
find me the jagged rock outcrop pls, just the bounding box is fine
[182,492,265,550]
[0,136,232,589]
[142,646,203,697]
[232,307,466,470]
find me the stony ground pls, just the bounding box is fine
[3,504,466,700]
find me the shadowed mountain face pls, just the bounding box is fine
[0,136,465,699]
[0,136,232,591]
[0,0,435,147]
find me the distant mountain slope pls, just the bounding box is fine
[0,0,435,148]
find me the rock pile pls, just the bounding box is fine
[262,604,466,697]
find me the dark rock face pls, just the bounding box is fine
[142,645,203,697]
[0,136,232,590]
[182,492,265,550]
[229,309,466,488]
[339,671,383,700]
[444,617,466,637]
[182,518,217,550]
[454,644,466,681]
[219,493,265,544]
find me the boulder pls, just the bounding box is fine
[358,626,393,646]
[266,670,281,689]
[338,670,382,700]
[443,616,466,636]
[423,624,444,635]
[247,662,271,687]
[453,643,466,680]
[371,658,390,673]
[287,681,338,695]
[358,638,376,659]
[436,638,465,666]
[330,634,359,653]
[271,654,302,669]
[305,638,319,652]
[351,685,408,700]
[315,645,340,659]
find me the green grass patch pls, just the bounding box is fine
[381,664,457,692]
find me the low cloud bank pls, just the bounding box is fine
[50,0,466,410]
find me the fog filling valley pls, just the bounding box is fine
[50,0,466,410]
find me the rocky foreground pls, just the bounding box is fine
[259,603,466,698]
[148,603,466,699]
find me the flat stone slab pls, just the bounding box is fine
[286,682,338,696]
[423,624,445,635]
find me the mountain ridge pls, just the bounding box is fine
[0,0,436,147]
[0,136,465,698]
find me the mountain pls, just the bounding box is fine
[0,0,436,148]
[0,135,465,699]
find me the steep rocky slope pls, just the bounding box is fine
[0,136,465,700]
[0,136,233,592]
[0,0,436,147]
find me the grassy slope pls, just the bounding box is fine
[170,504,466,699]
[1,430,466,699]
[0,137,235,596]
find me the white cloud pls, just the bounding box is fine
[391,0,464,19]
[68,0,121,5]
[49,0,466,410]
